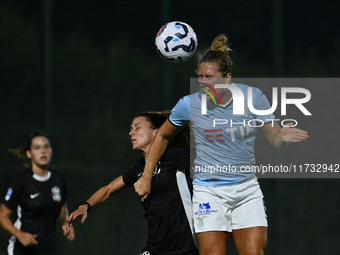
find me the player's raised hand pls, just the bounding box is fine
[67,205,89,226]
[281,122,309,143]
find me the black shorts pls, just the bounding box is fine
[11,244,57,255]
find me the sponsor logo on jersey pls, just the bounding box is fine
[30,193,40,199]
[195,202,219,228]
[5,188,13,201]
[51,186,61,202]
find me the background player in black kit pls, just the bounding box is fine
[0,131,75,255]
[68,111,198,255]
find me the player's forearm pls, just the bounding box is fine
[272,132,288,149]
[83,186,112,208]
[262,123,288,149]
[87,176,126,207]
[143,134,169,180]
[0,215,21,237]
[58,204,69,224]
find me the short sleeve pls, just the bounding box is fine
[2,178,23,211]
[252,87,275,122]
[169,96,190,127]
[122,159,144,186]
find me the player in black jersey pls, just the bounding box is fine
[68,112,198,255]
[0,131,75,255]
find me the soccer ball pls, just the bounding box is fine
[155,21,198,63]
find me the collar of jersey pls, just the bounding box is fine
[33,171,51,182]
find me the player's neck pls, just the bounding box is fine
[31,164,50,177]
[220,89,233,107]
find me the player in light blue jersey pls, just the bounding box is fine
[135,34,309,255]
[171,83,275,187]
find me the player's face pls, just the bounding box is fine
[198,62,231,99]
[26,136,52,168]
[129,117,157,155]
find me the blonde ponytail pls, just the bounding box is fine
[199,34,233,75]
[211,34,231,56]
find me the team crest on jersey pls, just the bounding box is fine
[141,159,161,177]
[152,165,161,176]
[140,251,151,255]
[51,186,61,202]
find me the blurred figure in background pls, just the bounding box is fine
[0,130,74,255]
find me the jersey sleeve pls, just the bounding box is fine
[252,87,275,122]
[2,177,23,211]
[169,96,190,127]
[122,159,144,186]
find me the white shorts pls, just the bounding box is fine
[193,176,267,233]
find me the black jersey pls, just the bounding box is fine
[123,146,198,255]
[2,168,67,255]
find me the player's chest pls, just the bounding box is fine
[191,107,258,143]
[138,163,178,193]
[21,181,63,210]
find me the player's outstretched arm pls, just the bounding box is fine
[134,119,182,201]
[68,176,126,225]
[0,204,38,246]
[261,122,309,149]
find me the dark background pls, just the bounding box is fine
[0,0,339,254]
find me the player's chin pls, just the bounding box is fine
[67,235,75,241]
[131,144,140,151]
[37,162,50,169]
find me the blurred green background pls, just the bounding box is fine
[0,0,339,254]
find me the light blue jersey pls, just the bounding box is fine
[169,83,275,187]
